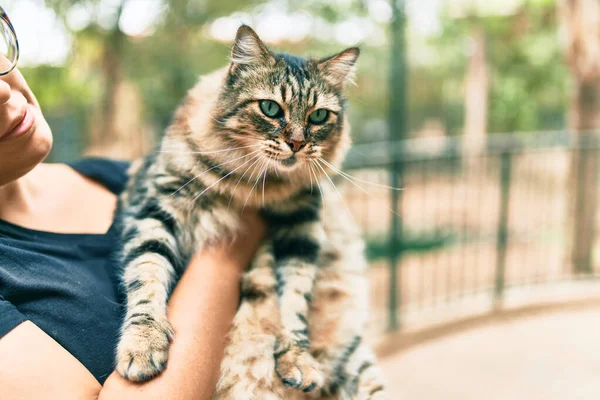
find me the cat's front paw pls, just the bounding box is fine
[116,315,174,382]
[274,340,324,394]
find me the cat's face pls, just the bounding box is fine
[213,26,358,177]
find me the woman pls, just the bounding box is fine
[0,6,264,399]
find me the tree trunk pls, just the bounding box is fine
[87,1,126,155]
[569,82,600,274]
[101,38,121,145]
[84,0,153,159]
[559,0,600,274]
[463,25,489,155]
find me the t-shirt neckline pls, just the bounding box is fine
[0,217,117,241]
[0,159,121,240]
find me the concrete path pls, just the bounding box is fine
[379,307,600,399]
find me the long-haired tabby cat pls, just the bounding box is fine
[115,25,387,399]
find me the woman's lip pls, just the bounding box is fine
[0,105,35,142]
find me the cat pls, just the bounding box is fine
[114,25,388,399]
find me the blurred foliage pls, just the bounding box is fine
[429,0,568,135]
[17,0,572,161]
[22,64,97,158]
[366,231,457,261]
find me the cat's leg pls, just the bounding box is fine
[273,267,324,395]
[325,341,388,400]
[214,244,286,400]
[115,204,185,382]
[345,344,388,400]
[216,243,320,400]
[303,176,388,399]
[270,223,326,394]
[308,263,388,399]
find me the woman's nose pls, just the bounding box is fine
[0,80,10,105]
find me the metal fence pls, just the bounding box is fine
[342,131,600,332]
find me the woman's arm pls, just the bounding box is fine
[100,239,257,400]
[0,211,265,400]
[0,321,103,400]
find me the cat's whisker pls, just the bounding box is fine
[312,160,356,225]
[271,155,280,178]
[210,115,227,125]
[158,144,261,155]
[245,152,266,185]
[306,163,314,194]
[261,155,274,206]
[319,158,404,191]
[170,149,263,197]
[228,155,264,208]
[191,153,263,204]
[308,161,324,201]
[243,156,268,211]
[256,156,269,191]
[316,159,402,219]
[240,155,267,210]
[246,156,269,209]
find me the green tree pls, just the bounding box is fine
[430,0,567,136]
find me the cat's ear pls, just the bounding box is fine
[317,47,360,88]
[230,25,274,69]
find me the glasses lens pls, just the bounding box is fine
[0,17,17,74]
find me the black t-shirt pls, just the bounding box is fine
[0,158,129,384]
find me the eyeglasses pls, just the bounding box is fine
[0,6,18,76]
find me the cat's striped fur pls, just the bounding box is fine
[215,182,387,400]
[115,26,388,399]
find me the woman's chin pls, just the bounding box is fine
[26,109,53,162]
[0,112,53,186]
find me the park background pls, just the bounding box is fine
[6,0,600,397]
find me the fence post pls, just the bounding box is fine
[387,0,408,331]
[495,151,512,308]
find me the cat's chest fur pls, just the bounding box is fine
[162,174,325,259]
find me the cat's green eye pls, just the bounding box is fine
[259,100,283,118]
[308,109,329,125]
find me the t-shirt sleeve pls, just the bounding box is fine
[67,158,131,195]
[0,297,28,338]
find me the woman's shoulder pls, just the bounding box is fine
[67,157,131,195]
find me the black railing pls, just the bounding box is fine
[343,131,600,331]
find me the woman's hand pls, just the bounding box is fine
[207,209,268,275]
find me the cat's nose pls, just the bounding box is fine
[286,139,306,152]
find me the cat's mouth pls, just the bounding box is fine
[281,155,297,166]
[263,151,300,167]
